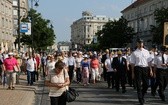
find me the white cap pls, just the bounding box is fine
[83,54,88,58]
[8,52,14,55]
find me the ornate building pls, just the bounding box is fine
[71,11,113,48]
[121,0,168,48]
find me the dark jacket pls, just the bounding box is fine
[112,57,127,74]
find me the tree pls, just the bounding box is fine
[151,7,168,45]
[19,9,55,51]
[96,16,135,49]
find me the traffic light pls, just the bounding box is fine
[163,22,168,47]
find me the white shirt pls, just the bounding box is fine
[26,58,36,72]
[154,53,168,69]
[105,57,114,72]
[62,57,68,67]
[130,48,152,67]
[46,69,69,97]
[76,57,83,68]
[47,61,56,71]
[68,56,76,67]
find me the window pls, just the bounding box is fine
[13,9,17,16]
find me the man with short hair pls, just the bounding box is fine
[153,46,168,101]
[130,39,153,105]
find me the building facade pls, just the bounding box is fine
[71,11,113,48]
[0,0,14,52]
[0,0,29,52]
[121,0,168,48]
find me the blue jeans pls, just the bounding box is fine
[27,70,35,85]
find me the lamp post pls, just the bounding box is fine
[17,0,21,53]
[30,0,39,53]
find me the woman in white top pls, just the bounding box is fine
[46,55,56,76]
[45,60,70,105]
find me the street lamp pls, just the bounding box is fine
[30,0,39,53]
[17,0,21,53]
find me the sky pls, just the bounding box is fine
[34,0,134,42]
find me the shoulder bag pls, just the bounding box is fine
[63,69,79,102]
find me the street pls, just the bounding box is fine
[36,80,168,105]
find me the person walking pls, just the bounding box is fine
[45,60,70,105]
[101,49,109,81]
[26,54,37,86]
[153,46,168,101]
[2,52,20,89]
[105,52,116,88]
[130,39,153,105]
[75,52,83,83]
[112,50,128,93]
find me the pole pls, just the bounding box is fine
[17,0,20,53]
[31,0,34,53]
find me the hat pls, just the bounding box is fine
[160,46,167,52]
[8,52,14,55]
[83,54,88,58]
[137,38,143,43]
[117,51,122,55]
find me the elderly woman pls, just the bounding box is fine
[45,60,70,105]
[3,52,20,89]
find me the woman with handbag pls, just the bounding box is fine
[2,52,20,90]
[45,60,70,105]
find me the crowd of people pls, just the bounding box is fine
[0,38,168,105]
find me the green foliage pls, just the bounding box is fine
[96,16,135,49]
[19,9,56,51]
[151,7,168,45]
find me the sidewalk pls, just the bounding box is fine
[0,74,43,105]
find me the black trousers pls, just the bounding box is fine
[106,72,115,88]
[134,66,149,100]
[157,69,168,97]
[76,68,81,82]
[50,94,66,105]
[115,71,126,91]
[68,65,74,83]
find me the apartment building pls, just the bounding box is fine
[0,0,14,52]
[121,0,168,48]
[0,0,28,52]
[71,11,113,48]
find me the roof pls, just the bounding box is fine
[121,0,152,13]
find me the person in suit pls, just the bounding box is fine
[112,50,128,93]
[101,49,109,81]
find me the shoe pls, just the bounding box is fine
[7,87,11,90]
[157,90,165,101]
[12,87,15,90]
[151,91,156,96]
[122,90,126,93]
[139,98,144,105]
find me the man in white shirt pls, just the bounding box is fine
[105,52,116,88]
[130,38,153,105]
[153,46,168,101]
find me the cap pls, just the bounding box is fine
[8,52,14,55]
[117,51,122,55]
[83,54,88,58]
[137,38,143,43]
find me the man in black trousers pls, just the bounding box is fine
[112,50,128,93]
[130,39,153,105]
[101,49,109,81]
[153,46,168,101]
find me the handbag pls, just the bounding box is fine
[63,70,79,102]
[64,87,79,102]
[13,65,19,72]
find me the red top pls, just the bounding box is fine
[4,57,18,71]
[90,59,99,69]
[35,56,40,67]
